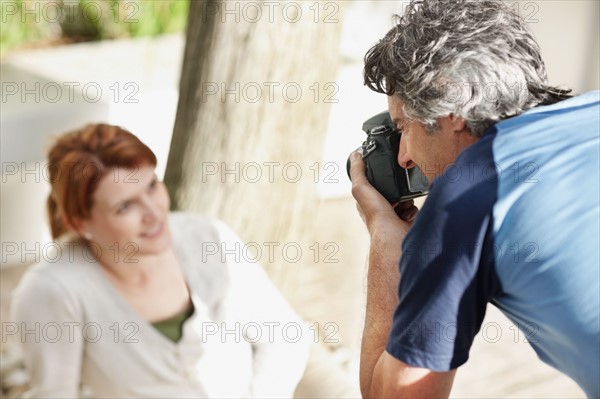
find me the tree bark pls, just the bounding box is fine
[165,1,344,302]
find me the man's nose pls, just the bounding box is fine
[398,137,416,169]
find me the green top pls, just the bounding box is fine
[152,303,195,343]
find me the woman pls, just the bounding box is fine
[11,124,310,398]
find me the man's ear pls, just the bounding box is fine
[448,113,467,133]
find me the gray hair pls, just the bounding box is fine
[364,0,572,136]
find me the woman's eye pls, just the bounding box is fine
[117,202,131,214]
[148,179,157,191]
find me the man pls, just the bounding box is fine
[349,0,600,397]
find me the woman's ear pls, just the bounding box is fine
[66,216,86,237]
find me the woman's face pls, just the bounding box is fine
[77,165,172,260]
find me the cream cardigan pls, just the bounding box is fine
[11,213,310,398]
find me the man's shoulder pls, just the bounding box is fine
[496,90,600,134]
[538,90,599,112]
[440,90,600,197]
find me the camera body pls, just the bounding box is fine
[346,111,429,203]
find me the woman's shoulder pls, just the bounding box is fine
[12,242,97,305]
[169,212,253,263]
[168,212,222,242]
[11,257,89,323]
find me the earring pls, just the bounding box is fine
[84,232,92,240]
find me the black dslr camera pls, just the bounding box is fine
[346,111,429,203]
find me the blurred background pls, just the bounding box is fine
[1,1,598,397]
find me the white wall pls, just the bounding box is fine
[524,0,599,93]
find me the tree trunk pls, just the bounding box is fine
[164,1,344,305]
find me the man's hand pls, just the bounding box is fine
[349,152,418,231]
[351,152,455,398]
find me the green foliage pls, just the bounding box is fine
[0,0,190,57]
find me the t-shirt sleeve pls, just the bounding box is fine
[386,148,501,371]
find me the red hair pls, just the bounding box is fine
[47,124,157,239]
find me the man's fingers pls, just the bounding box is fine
[394,199,414,210]
[349,152,368,186]
[349,151,399,230]
[394,203,419,222]
[350,151,381,205]
[394,200,418,222]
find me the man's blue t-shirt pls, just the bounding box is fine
[386,91,600,398]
